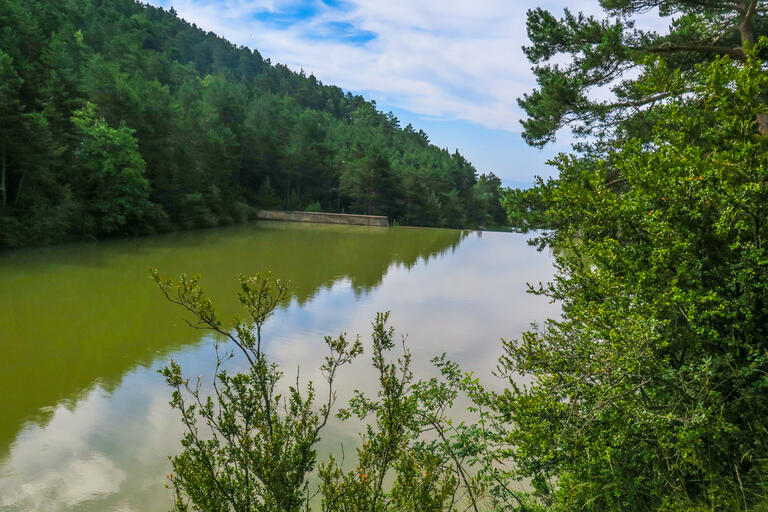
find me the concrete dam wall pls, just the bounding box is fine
[256,210,389,227]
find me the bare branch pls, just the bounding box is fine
[644,44,746,60]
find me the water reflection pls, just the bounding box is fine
[0,223,556,511]
[0,221,466,456]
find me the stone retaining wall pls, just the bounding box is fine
[256,210,389,227]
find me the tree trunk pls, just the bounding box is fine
[740,0,757,48]
[741,1,768,137]
[739,22,755,48]
[1,145,6,210]
[15,173,23,206]
[757,113,768,135]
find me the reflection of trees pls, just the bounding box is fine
[0,221,466,456]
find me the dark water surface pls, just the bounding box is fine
[0,221,556,511]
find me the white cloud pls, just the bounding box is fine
[0,377,182,511]
[149,0,656,133]
[0,389,127,511]
[142,0,678,183]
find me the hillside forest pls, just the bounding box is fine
[0,0,507,248]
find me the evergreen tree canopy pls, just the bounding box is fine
[520,0,768,146]
[0,0,506,248]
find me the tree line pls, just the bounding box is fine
[0,0,506,248]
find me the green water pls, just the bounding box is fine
[0,221,555,511]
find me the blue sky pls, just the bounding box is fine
[146,0,658,186]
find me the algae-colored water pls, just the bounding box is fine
[0,221,555,511]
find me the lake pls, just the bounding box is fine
[0,221,556,511]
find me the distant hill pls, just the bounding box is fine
[0,0,506,247]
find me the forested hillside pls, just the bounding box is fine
[0,0,506,248]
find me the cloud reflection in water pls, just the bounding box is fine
[0,230,556,511]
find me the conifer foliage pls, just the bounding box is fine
[0,0,506,247]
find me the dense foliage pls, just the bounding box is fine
[501,183,552,233]
[497,49,768,510]
[498,0,768,507]
[0,0,506,248]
